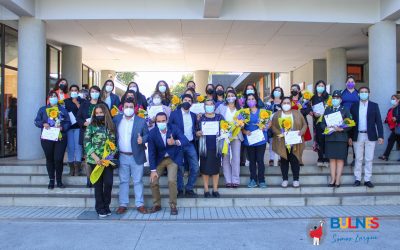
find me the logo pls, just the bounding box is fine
[308,219,326,246]
[330,217,380,230]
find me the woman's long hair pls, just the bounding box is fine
[54,78,68,94]
[155,80,172,102]
[90,103,115,133]
[101,80,114,101]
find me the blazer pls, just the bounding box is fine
[64,97,84,129]
[321,106,352,142]
[169,107,197,141]
[76,100,106,145]
[104,93,121,109]
[113,114,149,165]
[34,104,71,137]
[350,101,384,141]
[148,124,188,171]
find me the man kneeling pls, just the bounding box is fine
[148,112,188,215]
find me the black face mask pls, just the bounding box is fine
[59,84,67,90]
[216,90,224,96]
[182,102,192,110]
[206,89,214,95]
[96,116,105,122]
[291,90,298,96]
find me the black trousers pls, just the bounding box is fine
[247,144,266,183]
[240,144,247,165]
[383,131,400,157]
[314,124,327,162]
[89,164,113,214]
[280,149,300,181]
[41,138,67,182]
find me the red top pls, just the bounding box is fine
[386,108,397,130]
[309,226,323,239]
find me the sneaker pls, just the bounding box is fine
[293,181,300,188]
[247,179,257,188]
[317,161,323,167]
[323,162,329,168]
[281,180,288,188]
[259,182,267,188]
[105,208,112,216]
[98,212,107,218]
[245,160,250,167]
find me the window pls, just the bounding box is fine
[46,45,61,93]
[347,64,364,82]
[82,64,95,89]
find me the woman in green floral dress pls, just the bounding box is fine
[84,103,117,218]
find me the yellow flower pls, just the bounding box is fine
[110,107,119,117]
[283,119,292,130]
[138,113,145,118]
[326,97,332,107]
[197,95,205,103]
[303,91,313,100]
[49,110,59,119]
[221,121,229,131]
[108,141,116,151]
[260,110,270,120]
[171,95,180,105]
[243,108,250,115]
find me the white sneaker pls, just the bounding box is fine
[98,213,107,218]
[281,180,288,188]
[293,180,300,188]
[245,160,250,167]
[323,162,329,168]
[317,161,323,167]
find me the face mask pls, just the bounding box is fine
[227,97,236,103]
[59,84,66,90]
[273,91,281,98]
[130,87,138,92]
[205,105,215,113]
[346,82,355,89]
[159,85,167,93]
[246,89,254,95]
[70,92,78,98]
[316,86,325,94]
[247,100,257,108]
[332,99,341,107]
[152,97,161,105]
[157,122,167,131]
[206,89,214,95]
[78,93,85,99]
[123,108,134,117]
[391,99,398,106]
[282,104,291,112]
[49,97,58,106]
[90,92,100,100]
[96,115,105,122]
[291,90,298,96]
[181,102,191,110]
[216,90,224,96]
[359,93,369,101]
[105,85,113,93]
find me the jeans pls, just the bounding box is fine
[280,149,300,181]
[177,142,199,192]
[67,128,82,163]
[118,154,144,208]
[222,139,241,185]
[247,144,266,183]
[151,157,178,207]
[383,130,400,158]
[89,163,113,214]
[41,138,67,182]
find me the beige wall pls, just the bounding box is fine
[291,59,327,92]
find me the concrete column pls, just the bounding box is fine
[61,45,82,87]
[194,70,209,95]
[17,17,46,160]
[369,21,397,151]
[100,70,116,87]
[326,48,347,93]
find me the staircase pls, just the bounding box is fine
[1,162,399,208]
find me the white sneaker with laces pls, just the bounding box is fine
[293,180,300,188]
[281,180,288,188]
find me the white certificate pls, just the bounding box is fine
[86,118,92,124]
[201,121,219,135]
[190,103,205,114]
[41,127,60,141]
[247,129,265,145]
[312,102,325,115]
[284,130,303,145]
[324,111,343,127]
[68,112,77,125]
[147,106,164,119]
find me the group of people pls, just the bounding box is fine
[35,75,391,217]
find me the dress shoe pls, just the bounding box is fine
[328,183,335,187]
[353,180,361,187]
[116,206,127,214]
[204,191,211,198]
[149,205,161,213]
[185,190,198,198]
[226,183,232,188]
[170,206,178,215]
[364,181,374,188]
[378,155,388,161]
[232,184,239,188]
[269,160,274,167]
[177,190,184,198]
[137,206,148,214]
[56,182,66,188]
[48,180,55,190]
[335,184,341,188]
[212,191,220,198]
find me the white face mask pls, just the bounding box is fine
[153,97,161,105]
[123,108,134,117]
[130,87,137,92]
[105,85,113,93]
[282,104,291,112]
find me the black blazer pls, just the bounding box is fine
[350,101,383,141]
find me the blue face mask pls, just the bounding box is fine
[359,93,369,101]
[157,122,167,131]
[391,99,398,106]
[49,97,58,106]
[332,99,341,107]
[273,91,281,98]
[246,89,254,95]
[70,92,79,98]
[159,85,167,93]
[205,105,215,113]
[316,86,325,94]
[90,92,100,100]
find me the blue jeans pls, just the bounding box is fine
[118,154,144,208]
[67,128,82,163]
[177,142,199,192]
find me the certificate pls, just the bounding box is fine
[147,106,164,119]
[68,112,77,125]
[312,102,325,115]
[201,121,219,135]
[247,129,265,145]
[41,127,60,141]
[86,118,92,124]
[284,130,302,145]
[324,111,343,127]
[190,103,205,114]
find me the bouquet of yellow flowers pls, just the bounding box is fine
[196,95,206,103]
[323,117,356,135]
[233,108,250,128]
[171,95,181,111]
[110,105,120,117]
[137,108,148,119]
[90,139,117,184]
[218,120,241,156]
[58,99,65,106]
[258,109,272,130]
[45,106,62,140]
[278,117,293,152]
[302,90,313,101]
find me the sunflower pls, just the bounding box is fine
[221,121,229,131]
[260,110,271,119]
[111,108,118,117]
[243,108,250,115]
[138,113,145,118]
[171,95,180,105]
[302,91,313,100]
[283,119,292,130]
[326,97,332,107]
[197,95,205,103]
[108,141,116,151]
[49,110,59,119]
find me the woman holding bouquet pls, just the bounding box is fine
[35,90,71,189]
[242,93,271,188]
[271,96,307,188]
[321,90,352,188]
[215,90,243,188]
[83,103,117,217]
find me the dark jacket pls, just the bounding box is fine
[34,104,71,138]
[148,124,188,171]
[169,107,197,141]
[64,97,84,129]
[76,100,106,145]
[104,93,120,109]
[321,106,352,142]
[350,101,384,141]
